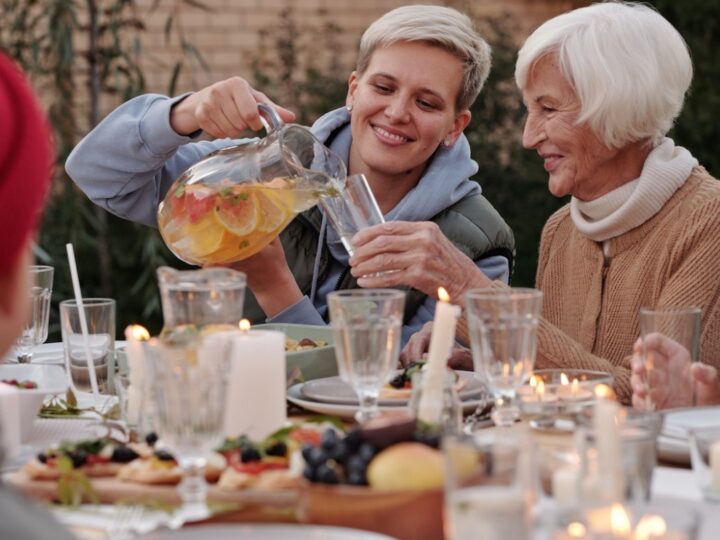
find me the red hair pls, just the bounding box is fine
[0,53,54,274]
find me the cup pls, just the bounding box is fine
[327,289,405,423]
[689,426,720,502]
[320,173,385,256]
[143,332,231,521]
[465,288,543,427]
[60,298,116,396]
[15,265,54,363]
[443,432,535,540]
[639,306,701,410]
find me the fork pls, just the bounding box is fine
[107,505,143,540]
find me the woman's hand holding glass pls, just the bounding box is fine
[349,221,491,299]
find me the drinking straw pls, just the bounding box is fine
[65,243,100,399]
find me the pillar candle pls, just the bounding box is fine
[224,329,286,440]
[552,464,580,506]
[593,387,624,502]
[123,325,149,426]
[0,383,21,459]
[417,287,461,426]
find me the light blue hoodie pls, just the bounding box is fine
[66,95,509,343]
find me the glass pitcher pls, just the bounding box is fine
[157,104,346,266]
[157,266,247,333]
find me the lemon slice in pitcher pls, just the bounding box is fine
[213,188,259,236]
[256,188,294,233]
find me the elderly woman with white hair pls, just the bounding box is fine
[360,1,720,404]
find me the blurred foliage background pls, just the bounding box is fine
[0,0,717,340]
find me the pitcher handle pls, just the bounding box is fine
[258,103,283,134]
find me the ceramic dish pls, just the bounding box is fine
[143,524,396,539]
[658,406,720,465]
[300,371,484,406]
[254,323,337,381]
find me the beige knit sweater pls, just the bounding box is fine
[458,167,720,404]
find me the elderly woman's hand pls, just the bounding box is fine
[170,76,295,138]
[349,221,492,301]
[630,333,720,409]
[400,321,474,370]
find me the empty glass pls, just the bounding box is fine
[15,265,54,363]
[465,288,543,427]
[320,173,385,256]
[639,306,701,410]
[327,289,405,423]
[60,298,116,399]
[143,333,231,521]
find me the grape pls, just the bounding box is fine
[316,463,340,484]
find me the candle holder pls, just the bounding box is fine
[689,426,720,502]
[552,502,701,539]
[517,369,613,431]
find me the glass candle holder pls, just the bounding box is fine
[408,370,462,435]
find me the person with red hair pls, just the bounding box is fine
[0,52,77,540]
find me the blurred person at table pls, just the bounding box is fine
[0,53,78,540]
[390,1,720,404]
[65,5,514,345]
[631,333,720,410]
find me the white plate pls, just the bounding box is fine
[658,406,720,465]
[288,383,486,420]
[5,341,127,365]
[143,523,396,539]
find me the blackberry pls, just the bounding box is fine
[154,449,174,461]
[240,445,261,463]
[145,432,158,446]
[111,446,140,463]
[69,450,87,468]
[265,441,287,457]
[37,453,47,464]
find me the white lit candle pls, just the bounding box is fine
[224,319,286,440]
[417,287,461,426]
[593,385,624,502]
[552,464,580,506]
[0,383,20,457]
[124,324,150,426]
[711,440,720,492]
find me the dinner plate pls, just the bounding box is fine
[288,383,487,420]
[143,523,396,539]
[4,341,127,365]
[300,371,485,406]
[658,406,720,465]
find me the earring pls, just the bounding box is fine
[346,103,353,112]
[442,137,452,148]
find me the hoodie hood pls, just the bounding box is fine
[310,107,481,265]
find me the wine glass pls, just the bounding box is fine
[143,332,231,522]
[15,265,54,363]
[327,289,405,423]
[465,288,543,428]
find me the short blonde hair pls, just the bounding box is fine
[515,1,692,148]
[356,5,491,111]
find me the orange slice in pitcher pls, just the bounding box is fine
[213,188,258,236]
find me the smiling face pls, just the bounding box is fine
[346,41,471,188]
[521,55,637,201]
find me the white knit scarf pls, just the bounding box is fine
[570,138,698,242]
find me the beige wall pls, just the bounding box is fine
[76,0,585,125]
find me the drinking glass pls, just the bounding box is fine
[60,298,115,401]
[465,288,543,427]
[639,306,701,410]
[143,333,231,521]
[444,432,535,540]
[320,173,385,256]
[689,426,720,502]
[327,289,405,423]
[15,265,54,363]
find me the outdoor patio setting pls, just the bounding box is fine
[0,1,719,539]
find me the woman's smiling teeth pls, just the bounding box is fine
[373,125,411,144]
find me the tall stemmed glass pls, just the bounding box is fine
[143,332,231,521]
[465,288,542,428]
[15,265,54,363]
[327,289,405,423]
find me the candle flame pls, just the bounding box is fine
[239,319,251,332]
[438,287,450,303]
[126,325,150,341]
[594,383,616,400]
[537,379,546,396]
[610,504,631,535]
[571,378,580,396]
[634,515,667,540]
[529,375,539,388]
[560,372,570,385]
[566,522,586,538]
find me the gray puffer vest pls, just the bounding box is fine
[242,192,515,323]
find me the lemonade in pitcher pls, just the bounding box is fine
[158,177,336,265]
[156,104,345,266]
